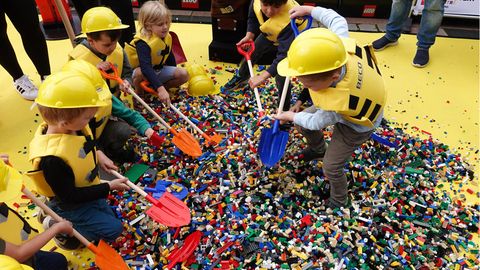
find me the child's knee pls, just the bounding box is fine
[176,68,189,84]
[106,219,124,240]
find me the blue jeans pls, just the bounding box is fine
[34,250,68,270]
[385,0,445,49]
[49,199,123,243]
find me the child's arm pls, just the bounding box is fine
[3,220,72,263]
[289,6,349,38]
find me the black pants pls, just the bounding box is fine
[0,0,50,80]
[237,33,292,111]
[70,0,135,46]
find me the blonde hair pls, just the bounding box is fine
[37,105,91,126]
[138,1,172,38]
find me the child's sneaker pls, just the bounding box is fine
[412,48,429,68]
[13,74,38,101]
[223,74,248,92]
[372,36,398,51]
[296,147,325,163]
[42,216,82,250]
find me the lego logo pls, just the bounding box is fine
[182,0,199,8]
[362,5,376,17]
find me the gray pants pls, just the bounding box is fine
[297,106,373,205]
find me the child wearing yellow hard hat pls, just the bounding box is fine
[0,156,71,269]
[274,5,387,209]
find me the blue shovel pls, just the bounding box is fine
[258,16,313,168]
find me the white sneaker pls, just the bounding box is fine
[14,74,38,101]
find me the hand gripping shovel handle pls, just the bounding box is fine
[290,16,313,37]
[110,170,159,206]
[98,63,124,85]
[236,40,264,116]
[21,187,97,253]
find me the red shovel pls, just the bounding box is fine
[22,187,129,270]
[166,230,203,269]
[110,170,191,227]
[99,64,202,158]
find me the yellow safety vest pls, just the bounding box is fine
[125,33,173,68]
[27,123,100,197]
[91,82,112,138]
[0,203,38,245]
[69,43,124,89]
[253,0,306,44]
[308,38,386,127]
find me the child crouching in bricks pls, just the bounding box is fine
[27,70,130,249]
[274,6,387,208]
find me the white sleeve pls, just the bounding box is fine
[293,108,342,130]
[311,7,349,38]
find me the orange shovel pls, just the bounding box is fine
[99,65,202,158]
[110,170,191,227]
[140,81,223,146]
[22,187,130,270]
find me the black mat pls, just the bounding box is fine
[443,27,479,39]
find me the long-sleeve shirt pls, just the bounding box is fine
[292,6,383,133]
[136,40,176,90]
[111,95,150,135]
[39,155,110,210]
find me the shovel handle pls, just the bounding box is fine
[21,187,92,248]
[246,60,264,114]
[169,104,205,135]
[236,40,255,60]
[126,87,172,130]
[52,0,76,46]
[290,16,313,37]
[98,63,124,85]
[110,170,161,207]
[276,76,290,116]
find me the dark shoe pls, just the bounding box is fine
[43,216,82,250]
[279,122,293,131]
[372,36,398,51]
[109,145,136,164]
[412,48,429,68]
[296,147,325,163]
[222,74,248,92]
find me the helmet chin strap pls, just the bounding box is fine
[330,65,347,88]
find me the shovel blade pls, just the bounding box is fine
[94,240,130,270]
[258,127,289,168]
[172,128,202,158]
[167,231,203,269]
[147,192,191,227]
[206,133,223,146]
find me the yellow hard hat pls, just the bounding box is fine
[81,7,129,34]
[61,59,108,92]
[0,159,23,202]
[0,255,33,270]
[186,64,215,97]
[36,71,107,108]
[277,28,348,77]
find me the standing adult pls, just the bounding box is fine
[372,0,446,67]
[70,0,135,46]
[0,0,51,100]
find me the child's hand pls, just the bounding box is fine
[274,111,295,122]
[248,72,270,89]
[119,80,132,94]
[236,32,255,46]
[0,154,9,164]
[156,86,171,106]
[96,61,112,72]
[52,220,74,236]
[290,101,303,113]
[289,5,314,19]
[146,130,165,147]
[108,177,130,191]
[97,150,118,171]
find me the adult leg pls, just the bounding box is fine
[34,250,68,270]
[322,123,372,206]
[102,0,135,46]
[4,0,50,77]
[0,3,23,80]
[417,0,445,49]
[70,0,98,19]
[385,0,414,42]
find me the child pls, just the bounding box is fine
[61,59,164,165]
[223,0,308,112]
[69,7,165,163]
[27,70,130,249]
[275,6,386,208]
[0,156,71,269]
[125,1,189,105]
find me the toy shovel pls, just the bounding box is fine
[110,170,191,227]
[236,40,265,118]
[258,17,313,168]
[166,230,203,269]
[22,187,129,270]
[99,64,202,158]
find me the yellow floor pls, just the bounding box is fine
[0,21,478,268]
